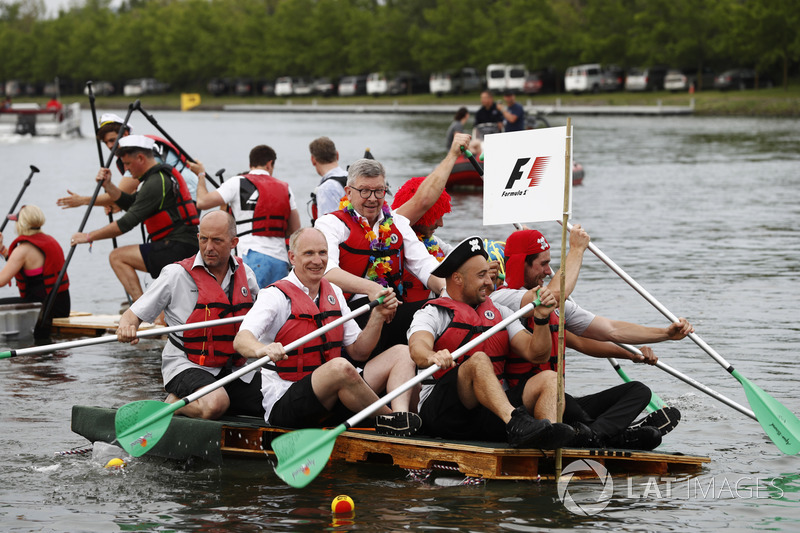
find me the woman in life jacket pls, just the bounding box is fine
[0,204,71,317]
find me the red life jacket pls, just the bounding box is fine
[330,209,406,300]
[504,311,559,388]
[141,163,200,242]
[236,174,290,238]
[170,256,254,368]
[399,235,445,303]
[425,297,508,381]
[9,233,70,298]
[271,278,344,381]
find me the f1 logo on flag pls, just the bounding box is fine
[483,127,572,225]
[504,156,550,191]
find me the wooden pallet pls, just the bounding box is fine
[52,312,161,337]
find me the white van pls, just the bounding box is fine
[486,64,528,93]
[486,64,508,92]
[564,64,603,93]
[366,72,388,96]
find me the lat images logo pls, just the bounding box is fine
[501,156,550,197]
[557,459,614,515]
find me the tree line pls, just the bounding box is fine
[1,0,797,95]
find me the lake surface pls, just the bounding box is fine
[1,109,799,531]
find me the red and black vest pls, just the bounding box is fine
[331,209,406,300]
[141,163,200,242]
[399,236,445,303]
[170,256,253,368]
[504,311,560,388]
[237,174,291,238]
[272,278,344,381]
[425,297,509,381]
[9,233,70,299]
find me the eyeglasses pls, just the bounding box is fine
[350,187,388,199]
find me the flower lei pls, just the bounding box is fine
[339,198,394,286]
[419,234,445,262]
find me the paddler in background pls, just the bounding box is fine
[490,228,693,450]
[56,113,199,212]
[70,135,199,302]
[116,211,261,419]
[0,205,71,318]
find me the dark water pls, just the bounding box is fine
[1,111,799,531]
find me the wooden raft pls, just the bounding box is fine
[72,405,709,481]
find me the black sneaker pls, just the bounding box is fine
[568,422,602,448]
[531,422,580,450]
[630,406,681,436]
[506,406,552,448]
[375,412,422,437]
[606,425,662,451]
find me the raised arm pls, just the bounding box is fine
[189,161,226,211]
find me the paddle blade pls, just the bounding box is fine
[115,400,179,457]
[732,369,800,455]
[272,426,345,488]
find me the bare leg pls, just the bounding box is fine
[521,370,559,421]
[109,245,146,301]
[362,345,418,412]
[165,389,230,419]
[456,352,513,423]
[311,358,392,416]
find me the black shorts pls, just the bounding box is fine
[165,367,265,417]
[140,239,198,278]
[419,365,507,442]
[268,372,358,429]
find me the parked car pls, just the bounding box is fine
[235,78,256,96]
[714,69,773,91]
[522,69,557,95]
[274,76,294,96]
[600,66,625,92]
[624,66,668,91]
[388,71,427,95]
[564,63,603,93]
[260,79,275,96]
[207,78,233,96]
[123,78,168,96]
[313,77,337,97]
[338,75,367,96]
[430,67,482,95]
[83,81,115,96]
[366,72,389,96]
[664,67,715,92]
[292,77,314,96]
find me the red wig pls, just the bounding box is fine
[391,176,452,227]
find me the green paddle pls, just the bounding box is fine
[566,221,800,455]
[607,357,665,413]
[272,300,538,488]
[115,297,384,457]
[0,316,245,359]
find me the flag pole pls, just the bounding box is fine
[555,117,572,479]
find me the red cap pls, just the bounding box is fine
[503,229,550,289]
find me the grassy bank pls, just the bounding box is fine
[25,82,800,117]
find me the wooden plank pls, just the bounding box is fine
[52,313,161,337]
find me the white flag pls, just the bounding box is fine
[483,126,571,225]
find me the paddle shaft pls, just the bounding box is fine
[40,102,138,329]
[133,102,219,188]
[181,298,382,406]
[0,165,39,234]
[0,315,244,359]
[460,147,483,177]
[564,221,737,374]
[341,301,536,430]
[86,81,120,250]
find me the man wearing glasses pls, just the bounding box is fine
[314,159,445,357]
